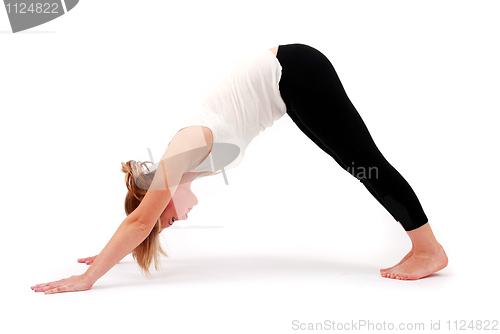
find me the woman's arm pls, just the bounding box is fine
[32,159,184,294]
[32,127,213,294]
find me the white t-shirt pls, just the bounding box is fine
[167,49,287,173]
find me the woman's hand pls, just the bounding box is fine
[31,274,93,295]
[77,255,98,265]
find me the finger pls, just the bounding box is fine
[77,257,92,263]
[44,287,63,295]
[77,256,97,264]
[32,278,66,292]
[77,259,90,264]
[33,282,59,292]
[32,282,51,291]
[32,284,50,292]
[44,287,64,295]
[36,277,65,287]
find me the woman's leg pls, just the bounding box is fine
[285,106,401,222]
[277,43,447,279]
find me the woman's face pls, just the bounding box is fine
[159,179,198,230]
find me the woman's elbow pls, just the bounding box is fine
[125,216,155,234]
[136,222,150,232]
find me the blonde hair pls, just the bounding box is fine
[121,160,168,275]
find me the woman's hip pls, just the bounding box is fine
[276,43,351,114]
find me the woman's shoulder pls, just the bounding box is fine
[163,126,214,172]
[176,126,214,147]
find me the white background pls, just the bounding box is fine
[1,1,499,333]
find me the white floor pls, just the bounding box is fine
[2,1,500,333]
[8,212,500,333]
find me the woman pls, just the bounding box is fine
[31,44,448,294]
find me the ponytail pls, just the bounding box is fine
[121,160,167,275]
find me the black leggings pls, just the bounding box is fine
[276,43,428,231]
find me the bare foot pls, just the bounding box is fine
[380,247,414,274]
[381,244,448,280]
